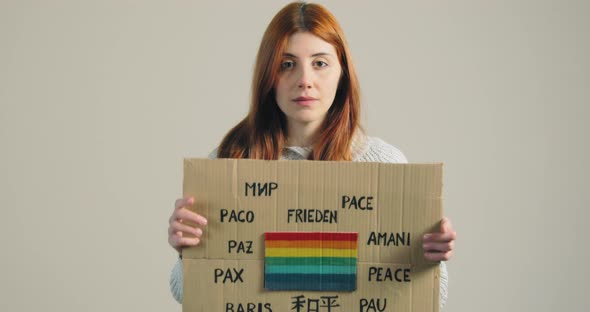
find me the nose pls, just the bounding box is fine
[297,65,313,89]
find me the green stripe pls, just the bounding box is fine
[265,264,356,274]
[265,257,356,266]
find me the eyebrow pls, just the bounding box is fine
[282,52,333,58]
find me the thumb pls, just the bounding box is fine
[441,217,452,233]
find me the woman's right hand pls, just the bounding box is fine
[168,197,208,254]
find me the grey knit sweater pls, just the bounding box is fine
[170,136,449,307]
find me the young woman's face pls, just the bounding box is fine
[275,32,342,132]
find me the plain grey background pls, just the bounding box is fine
[1,0,588,311]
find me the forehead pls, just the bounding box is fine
[284,32,337,57]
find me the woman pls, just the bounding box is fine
[168,1,456,308]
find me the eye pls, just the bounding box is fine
[314,60,328,68]
[280,60,295,71]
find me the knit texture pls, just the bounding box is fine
[170,136,449,307]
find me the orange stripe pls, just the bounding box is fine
[265,240,358,249]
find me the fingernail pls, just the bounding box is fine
[423,234,431,240]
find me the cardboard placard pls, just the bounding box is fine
[182,159,442,312]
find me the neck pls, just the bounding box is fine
[286,120,322,147]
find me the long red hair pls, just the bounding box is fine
[217,2,361,160]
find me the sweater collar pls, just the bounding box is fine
[282,132,368,160]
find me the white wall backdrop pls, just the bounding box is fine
[1,1,588,311]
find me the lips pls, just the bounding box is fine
[294,96,317,101]
[293,96,318,106]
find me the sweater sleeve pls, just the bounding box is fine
[169,257,183,303]
[440,261,449,307]
[358,137,449,309]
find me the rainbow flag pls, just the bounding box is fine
[264,232,358,291]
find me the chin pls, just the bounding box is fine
[290,115,323,125]
[282,109,329,127]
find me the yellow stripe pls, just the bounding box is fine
[265,247,357,258]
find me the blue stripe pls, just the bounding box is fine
[264,273,356,291]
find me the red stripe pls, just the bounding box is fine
[265,232,358,241]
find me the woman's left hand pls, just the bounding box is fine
[422,217,456,261]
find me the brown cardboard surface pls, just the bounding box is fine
[183,159,442,312]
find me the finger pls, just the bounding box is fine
[176,235,201,247]
[169,221,203,237]
[175,197,195,210]
[423,231,457,243]
[423,241,454,253]
[171,232,201,248]
[170,197,195,223]
[441,217,453,233]
[175,208,208,226]
[425,250,453,262]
